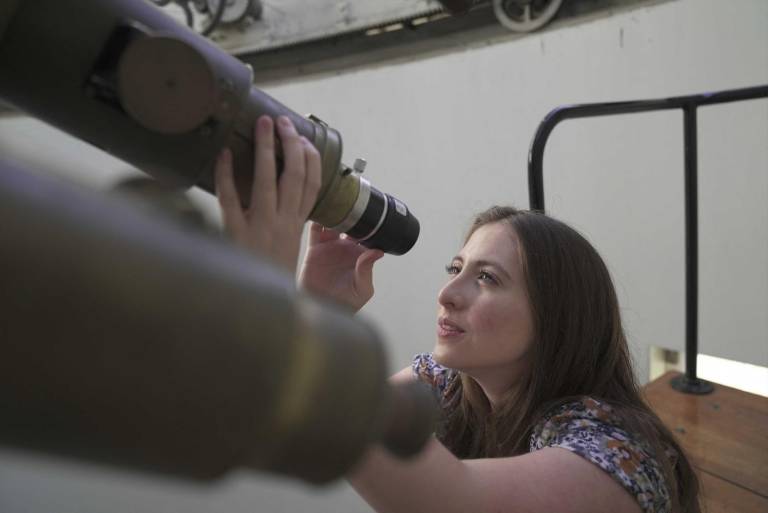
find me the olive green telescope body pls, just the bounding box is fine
[0,159,436,483]
[0,0,419,255]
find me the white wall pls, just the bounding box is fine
[1,0,766,511]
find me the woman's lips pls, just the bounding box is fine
[437,318,465,338]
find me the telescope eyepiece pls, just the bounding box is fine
[342,182,420,256]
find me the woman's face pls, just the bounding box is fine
[434,222,534,383]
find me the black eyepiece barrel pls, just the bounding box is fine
[345,185,419,256]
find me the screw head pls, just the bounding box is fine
[353,158,367,174]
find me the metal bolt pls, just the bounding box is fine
[353,158,367,174]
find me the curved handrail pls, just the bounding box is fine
[528,84,768,211]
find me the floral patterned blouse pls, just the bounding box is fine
[412,353,671,513]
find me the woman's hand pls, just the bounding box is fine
[298,222,384,312]
[215,115,321,273]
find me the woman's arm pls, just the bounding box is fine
[349,440,642,513]
[389,366,415,385]
[351,367,641,513]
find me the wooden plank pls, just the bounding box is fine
[699,471,768,513]
[643,371,768,497]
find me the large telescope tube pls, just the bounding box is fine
[0,158,436,483]
[0,0,419,255]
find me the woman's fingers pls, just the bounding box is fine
[214,148,247,238]
[249,115,320,222]
[276,116,306,217]
[219,116,325,273]
[299,136,322,220]
[355,249,384,299]
[308,221,340,245]
[251,115,277,218]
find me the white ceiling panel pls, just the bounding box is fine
[209,0,448,54]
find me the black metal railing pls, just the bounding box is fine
[527,84,768,394]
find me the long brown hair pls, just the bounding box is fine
[437,206,699,513]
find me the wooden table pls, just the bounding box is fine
[644,372,768,512]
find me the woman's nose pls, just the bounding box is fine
[438,278,464,310]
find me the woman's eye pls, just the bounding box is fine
[445,264,461,275]
[478,271,497,284]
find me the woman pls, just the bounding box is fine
[215,115,700,513]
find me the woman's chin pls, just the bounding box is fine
[432,345,459,369]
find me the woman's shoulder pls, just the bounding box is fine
[534,397,623,434]
[530,396,671,513]
[411,352,457,400]
[531,397,635,454]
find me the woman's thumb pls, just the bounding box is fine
[355,249,384,294]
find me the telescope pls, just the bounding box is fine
[0,158,436,483]
[0,0,436,484]
[0,0,419,255]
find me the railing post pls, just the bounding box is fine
[671,103,713,394]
